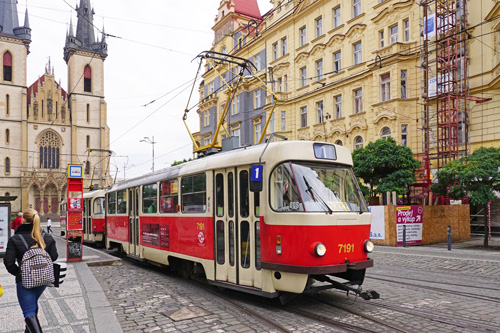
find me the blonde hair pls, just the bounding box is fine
[23,209,46,250]
[17,212,23,217]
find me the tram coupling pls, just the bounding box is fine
[312,275,380,300]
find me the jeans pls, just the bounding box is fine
[16,282,46,318]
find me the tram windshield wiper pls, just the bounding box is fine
[303,176,333,214]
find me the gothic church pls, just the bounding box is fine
[0,0,110,218]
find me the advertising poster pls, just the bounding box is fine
[0,205,9,254]
[142,223,170,249]
[396,206,424,245]
[67,211,83,230]
[369,206,385,240]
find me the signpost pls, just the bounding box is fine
[67,164,84,262]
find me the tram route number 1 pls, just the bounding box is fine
[338,243,354,253]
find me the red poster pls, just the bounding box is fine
[142,223,169,249]
[67,212,83,230]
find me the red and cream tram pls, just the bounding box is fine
[106,141,376,299]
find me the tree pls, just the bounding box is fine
[352,137,421,201]
[171,158,193,166]
[431,147,500,247]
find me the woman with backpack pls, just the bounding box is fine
[3,209,58,333]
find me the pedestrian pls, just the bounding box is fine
[46,218,53,233]
[3,209,58,333]
[11,212,23,231]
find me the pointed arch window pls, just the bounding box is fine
[6,94,10,115]
[38,131,61,169]
[84,65,92,92]
[5,157,10,174]
[3,52,12,81]
[5,129,10,143]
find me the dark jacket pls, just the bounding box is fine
[3,223,58,283]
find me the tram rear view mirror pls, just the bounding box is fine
[250,165,263,193]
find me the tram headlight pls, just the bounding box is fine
[314,243,327,257]
[364,240,374,253]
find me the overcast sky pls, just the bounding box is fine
[19,0,273,179]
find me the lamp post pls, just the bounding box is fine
[140,136,156,172]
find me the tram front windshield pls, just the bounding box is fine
[270,162,368,213]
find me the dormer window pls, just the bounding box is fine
[3,52,12,82]
[84,65,91,92]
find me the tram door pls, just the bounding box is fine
[128,187,141,257]
[236,167,262,288]
[83,198,91,242]
[214,169,238,284]
[214,168,261,288]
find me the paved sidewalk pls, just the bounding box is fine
[0,228,122,333]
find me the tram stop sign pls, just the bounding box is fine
[250,165,263,192]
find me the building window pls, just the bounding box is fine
[281,111,286,131]
[300,67,307,87]
[268,113,275,134]
[255,53,263,71]
[334,51,341,73]
[333,6,341,28]
[315,17,323,38]
[284,75,288,92]
[353,41,362,65]
[86,135,90,148]
[390,25,398,44]
[353,0,361,18]
[86,104,90,122]
[233,128,241,147]
[282,37,287,56]
[354,88,363,114]
[85,161,90,175]
[277,77,283,92]
[379,30,385,48]
[208,81,215,95]
[335,95,342,119]
[335,140,343,146]
[380,73,391,102]
[254,122,262,144]
[401,70,407,98]
[84,65,91,92]
[316,59,323,80]
[235,95,240,114]
[5,157,10,174]
[300,106,307,128]
[5,94,9,115]
[204,110,210,126]
[3,52,12,81]
[299,26,306,46]
[404,19,410,41]
[254,90,262,108]
[273,42,278,60]
[354,136,363,149]
[401,124,408,146]
[5,129,9,143]
[381,127,391,139]
[39,130,61,169]
[317,101,324,124]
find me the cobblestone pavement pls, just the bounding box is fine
[91,237,500,332]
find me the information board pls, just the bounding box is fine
[396,206,424,245]
[0,204,10,254]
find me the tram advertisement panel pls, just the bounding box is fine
[142,223,170,249]
[396,206,423,245]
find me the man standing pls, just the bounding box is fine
[10,212,22,231]
[47,218,53,233]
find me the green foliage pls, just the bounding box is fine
[352,137,421,197]
[171,158,193,166]
[431,147,500,206]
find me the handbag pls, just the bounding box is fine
[51,262,67,288]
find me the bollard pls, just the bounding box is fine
[403,225,406,247]
[447,225,451,251]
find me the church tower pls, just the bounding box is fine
[64,0,110,189]
[0,0,31,209]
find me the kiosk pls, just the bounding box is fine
[67,165,84,262]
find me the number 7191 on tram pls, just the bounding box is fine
[105,140,378,301]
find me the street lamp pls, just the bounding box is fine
[140,136,156,172]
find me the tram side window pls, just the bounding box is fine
[255,221,261,270]
[107,192,116,214]
[254,192,260,217]
[216,220,225,264]
[216,173,224,217]
[93,197,105,215]
[143,183,158,214]
[229,221,235,266]
[239,170,249,218]
[160,179,178,213]
[181,173,206,213]
[240,221,250,268]
[117,190,127,214]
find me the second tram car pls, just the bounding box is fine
[82,190,106,246]
[104,141,376,299]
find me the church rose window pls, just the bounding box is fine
[39,130,61,169]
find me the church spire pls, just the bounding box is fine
[64,0,107,63]
[0,0,31,42]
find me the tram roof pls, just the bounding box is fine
[107,141,353,192]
